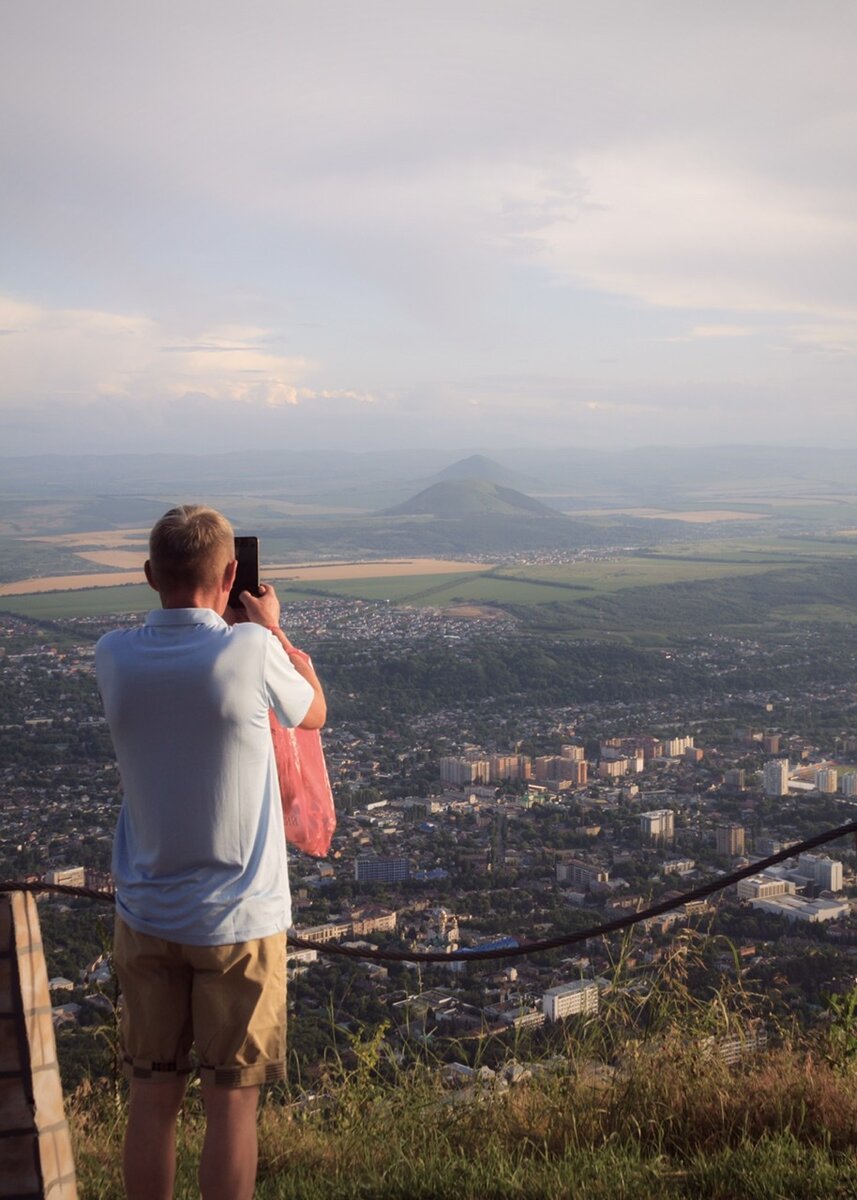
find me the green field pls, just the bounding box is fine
[6,537,857,640]
[287,572,493,604]
[0,580,318,619]
[288,572,573,606]
[639,535,857,562]
[285,543,857,640]
[0,584,155,619]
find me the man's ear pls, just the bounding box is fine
[223,559,238,592]
[144,560,158,593]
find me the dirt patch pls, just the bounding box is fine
[442,604,510,620]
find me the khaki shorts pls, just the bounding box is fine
[113,917,287,1088]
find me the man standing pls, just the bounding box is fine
[96,505,326,1200]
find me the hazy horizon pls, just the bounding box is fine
[3,3,857,455]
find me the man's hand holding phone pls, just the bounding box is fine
[241,583,281,629]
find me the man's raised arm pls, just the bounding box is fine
[239,584,327,730]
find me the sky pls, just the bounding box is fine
[2,2,857,455]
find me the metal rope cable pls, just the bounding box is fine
[4,817,856,963]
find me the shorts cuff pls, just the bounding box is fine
[198,1060,286,1088]
[122,1053,194,1083]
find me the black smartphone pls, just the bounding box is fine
[229,536,260,609]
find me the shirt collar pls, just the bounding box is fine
[145,608,227,630]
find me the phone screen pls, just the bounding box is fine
[229,536,260,609]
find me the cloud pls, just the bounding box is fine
[789,323,857,356]
[584,399,662,415]
[689,326,754,340]
[0,295,160,400]
[501,146,857,321]
[2,5,857,451]
[0,295,377,411]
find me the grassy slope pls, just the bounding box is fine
[67,930,857,1198]
[72,1037,857,1199]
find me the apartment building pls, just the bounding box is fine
[542,979,599,1021]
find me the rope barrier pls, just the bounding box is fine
[3,818,857,964]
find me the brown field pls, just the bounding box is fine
[0,558,489,598]
[442,604,510,620]
[0,570,148,596]
[27,529,150,547]
[264,559,487,581]
[73,549,149,568]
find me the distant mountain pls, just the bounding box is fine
[383,479,559,518]
[432,454,527,488]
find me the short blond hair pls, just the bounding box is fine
[148,506,235,594]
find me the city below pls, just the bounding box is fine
[4,596,857,1080]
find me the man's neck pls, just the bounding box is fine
[159,590,224,613]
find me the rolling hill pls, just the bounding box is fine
[383,479,558,518]
[431,454,530,488]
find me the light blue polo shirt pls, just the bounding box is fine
[95,608,314,945]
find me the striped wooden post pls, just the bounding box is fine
[0,891,78,1199]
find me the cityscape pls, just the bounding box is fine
[5,591,857,1089]
[5,3,857,1192]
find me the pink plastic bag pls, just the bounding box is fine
[269,711,336,857]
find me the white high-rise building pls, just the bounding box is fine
[439,755,490,786]
[737,874,796,900]
[797,853,843,893]
[817,858,844,892]
[640,809,675,844]
[542,980,599,1021]
[662,736,693,758]
[815,767,838,795]
[489,754,529,782]
[841,772,857,798]
[556,859,610,890]
[763,759,789,797]
[716,825,745,856]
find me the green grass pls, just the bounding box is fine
[287,572,493,604]
[7,537,857,639]
[286,541,857,613]
[66,928,857,1199]
[771,603,857,625]
[282,550,857,643]
[285,557,783,609]
[71,1036,857,1199]
[0,582,316,619]
[0,584,156,618]
[496,558,775,593]
[290,573,603,608]
[641,536,857,562]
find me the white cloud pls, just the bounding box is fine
[3,5,857,450]
[584,399,662,415]
[789,323,857,356]
[689,326,754,340]
[503,146,857,321]
[0,296,376,411]
[0,296,159,400]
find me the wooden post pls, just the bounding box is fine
[0,891,78,1199]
